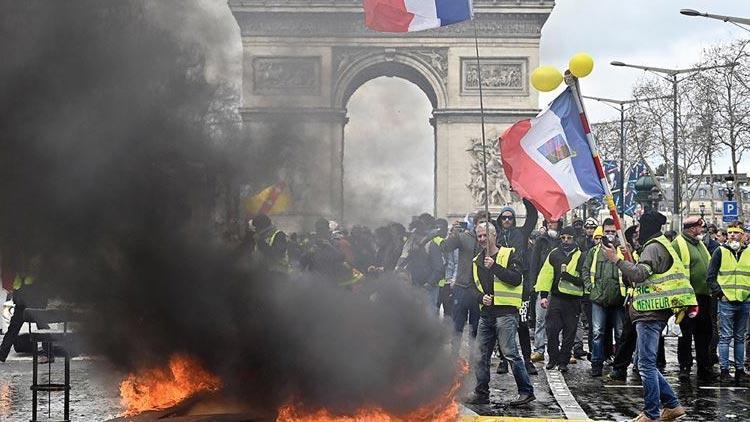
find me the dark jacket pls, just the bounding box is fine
[442,230,479,288]
[496,199,538,254]
[426,239,446,288]
[497,199,538,298]
[616,232,673,323]
[538,247,585,301]
[472,248,523,318]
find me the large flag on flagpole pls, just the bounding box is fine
[363,0,473,33]
[245,182,292,217]
[500,87,605,220]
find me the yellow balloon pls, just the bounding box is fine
[569,53,594,78]
[530,66,563,92]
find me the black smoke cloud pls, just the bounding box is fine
[0,0,457,416]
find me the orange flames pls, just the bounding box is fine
[119,355,468,422]
[277,359,468,422]
[119,353,221,415]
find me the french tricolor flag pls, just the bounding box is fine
[500,88,605,220]
[364,0,473,33]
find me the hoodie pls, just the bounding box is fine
[496,199,538,298]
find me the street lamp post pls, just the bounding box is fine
[700,203,705,219]
[583,94,671,219]
[680,9,750,33]
[610,60,736,229]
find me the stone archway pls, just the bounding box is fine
[230,0,554,229]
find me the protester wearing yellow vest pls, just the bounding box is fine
[251,214,290,273]
[582,219,626,377]
[433,218,454,320]
[673,216,717,384]
[706,226,750,385]
[602,210,689,422]
[535,226,585,373]
[465,223,535,407]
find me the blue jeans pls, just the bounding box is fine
[533,294,547,354]
[591,303,625,367]
[636,320,680,420]
[474,314,534,397]
[718,300,750,370]
[452,285,479,338]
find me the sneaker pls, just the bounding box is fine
[558,363,569,373]
[545,361,556,370]
[660,405,686,421]
[507,393,536,406]
[591,366,603,377]
[633,414,657,422]
[720,369,732,383]
[609,368,627,381]
[525,361,538,375]
[496,361,509,374]
[569,356,577,364]
[631,412,657,422]
[464,394,490,405]
[530,352,545,362]
[678,367,691,382]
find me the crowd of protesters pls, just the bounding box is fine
[243,198,750,421]
[3,190,749,421]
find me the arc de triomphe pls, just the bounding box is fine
[230,0,554,228]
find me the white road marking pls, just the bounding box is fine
[544,368,589,420]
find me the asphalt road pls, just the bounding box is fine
[463,337,750,422]
[2,335,749,421]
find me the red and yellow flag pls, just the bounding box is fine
[245,182,292,216]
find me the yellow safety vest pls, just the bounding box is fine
[472,247,522,309]
[433,236,447,287]
[535,248,584,297]
[339,265,365,288]
[265,229,290,272]
[591,245,627,297]
[632,236,697,311]
[716,247,750,302]
[674,235,710,280]
[12,274,34,291]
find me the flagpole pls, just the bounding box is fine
[565,72,633,262]
[472,19,490,236]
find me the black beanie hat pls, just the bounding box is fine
[560,226,576,237]
[638,210,667,243]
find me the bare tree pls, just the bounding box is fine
[699,39,750,219]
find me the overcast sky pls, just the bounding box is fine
[540,0,750,173]
[211,0,750,222]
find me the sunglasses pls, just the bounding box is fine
[604,230,616,234]
[500,216,514,221]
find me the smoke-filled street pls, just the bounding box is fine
[2,337,750,421]
[3,0,750,421]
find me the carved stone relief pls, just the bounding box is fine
[461,58,527,95]
[253,56,321,95]
[467,135,513,206]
